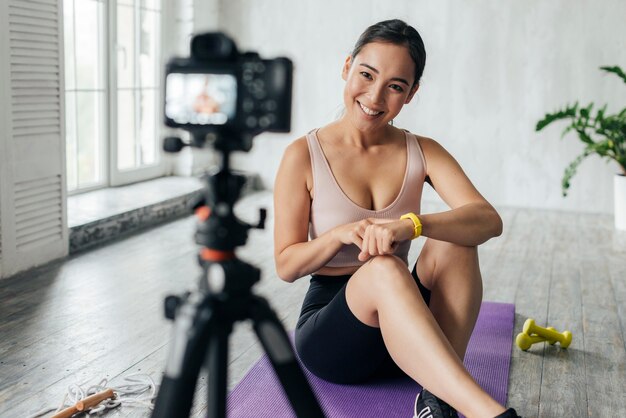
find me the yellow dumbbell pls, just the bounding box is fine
[516,332,547,351]
[545,327,559,345]
[522,318,572,348]
[516,327,561,351]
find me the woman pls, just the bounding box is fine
[273,19,520,418]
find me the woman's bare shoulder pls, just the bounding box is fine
[404,131,437,147]
[282,134,311,166]
[404,133,452,181]
[278,133,313,192]
[405,132,447,157]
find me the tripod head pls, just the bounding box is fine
[164,130,266,255]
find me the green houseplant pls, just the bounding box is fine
[536,65,626,230]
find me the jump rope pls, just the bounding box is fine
[26,374,157,418]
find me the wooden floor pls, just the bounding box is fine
[1,191,625,418]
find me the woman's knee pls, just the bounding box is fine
[346,255,422,327]
[359,255,415,292]
[367,254,408,275]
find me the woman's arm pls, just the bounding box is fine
[274,137,368,282]
[357,136,503,258]
[416,136,502,246]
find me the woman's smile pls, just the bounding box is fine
[357,101,384,117]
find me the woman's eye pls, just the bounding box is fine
[360,72,372,79]
[390,84,404,92]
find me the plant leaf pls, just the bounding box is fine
[561,151,591,196]
[573,126,595,144]
[600,66,626,84]
[560,125,575,139]
[536,103,578,131]
[579,103,593,119]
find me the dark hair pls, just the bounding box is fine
[351,19,426,88]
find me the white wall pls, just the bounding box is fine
[204,0,626,214]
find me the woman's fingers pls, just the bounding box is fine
[371,224,397,255]
[368,226,379,256]
[350,230,363,249]
[358,225,372,261]
[379,230,393,254]
[357,220,400,261]
[354,219,371,247]
[358,250,371,262]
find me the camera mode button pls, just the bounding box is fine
[263,100,277,111]
[259,116,271,128]
[243,99,254,112]
[243,71,254,82]
[246,116,258,128]
[253,91,267,100]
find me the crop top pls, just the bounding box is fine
[307,128,427,268]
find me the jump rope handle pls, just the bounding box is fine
[50,388,115,418]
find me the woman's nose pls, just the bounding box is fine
[368,83,385,105]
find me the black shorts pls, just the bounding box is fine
[294,263,430,384]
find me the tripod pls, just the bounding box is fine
[151,134,324,418]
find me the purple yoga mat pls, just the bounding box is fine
[227,301,514,418]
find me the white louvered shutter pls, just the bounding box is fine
[0,0,68,279]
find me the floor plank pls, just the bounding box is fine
[538,254,586,418]
[579,256,626,417]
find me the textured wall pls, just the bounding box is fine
[211,1,626,214]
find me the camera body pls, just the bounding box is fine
[164,33,293,150]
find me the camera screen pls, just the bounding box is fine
[165,73,237,125]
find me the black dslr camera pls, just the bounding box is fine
[164,32,293,151]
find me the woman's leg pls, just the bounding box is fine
[295,275,397,384]
[415,238,483,360]
[345,253,504,418]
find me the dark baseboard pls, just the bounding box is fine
[69,190,204,254]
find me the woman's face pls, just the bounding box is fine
[341,41,418,133]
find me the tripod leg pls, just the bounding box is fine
[207,314,230,418]
[249,296,325,418]
[152,294,215,418]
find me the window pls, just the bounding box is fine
[115,0,160,171]
[64,0,164,193]
[64,0,106,191]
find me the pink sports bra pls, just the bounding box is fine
[307,128,427,268]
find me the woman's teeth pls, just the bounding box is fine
[359,102,383,116]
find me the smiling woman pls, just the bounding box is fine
[273,19,518,418]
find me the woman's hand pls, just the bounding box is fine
[331,218,415,262]
[358,218,415,262]
[331,219,375,249]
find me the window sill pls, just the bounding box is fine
[68,176,204,253]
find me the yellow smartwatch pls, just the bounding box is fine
[400,212,422,240]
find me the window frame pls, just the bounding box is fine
[64,0,109,195]
[108,0,166,187]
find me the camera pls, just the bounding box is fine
[164,32,293,151]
